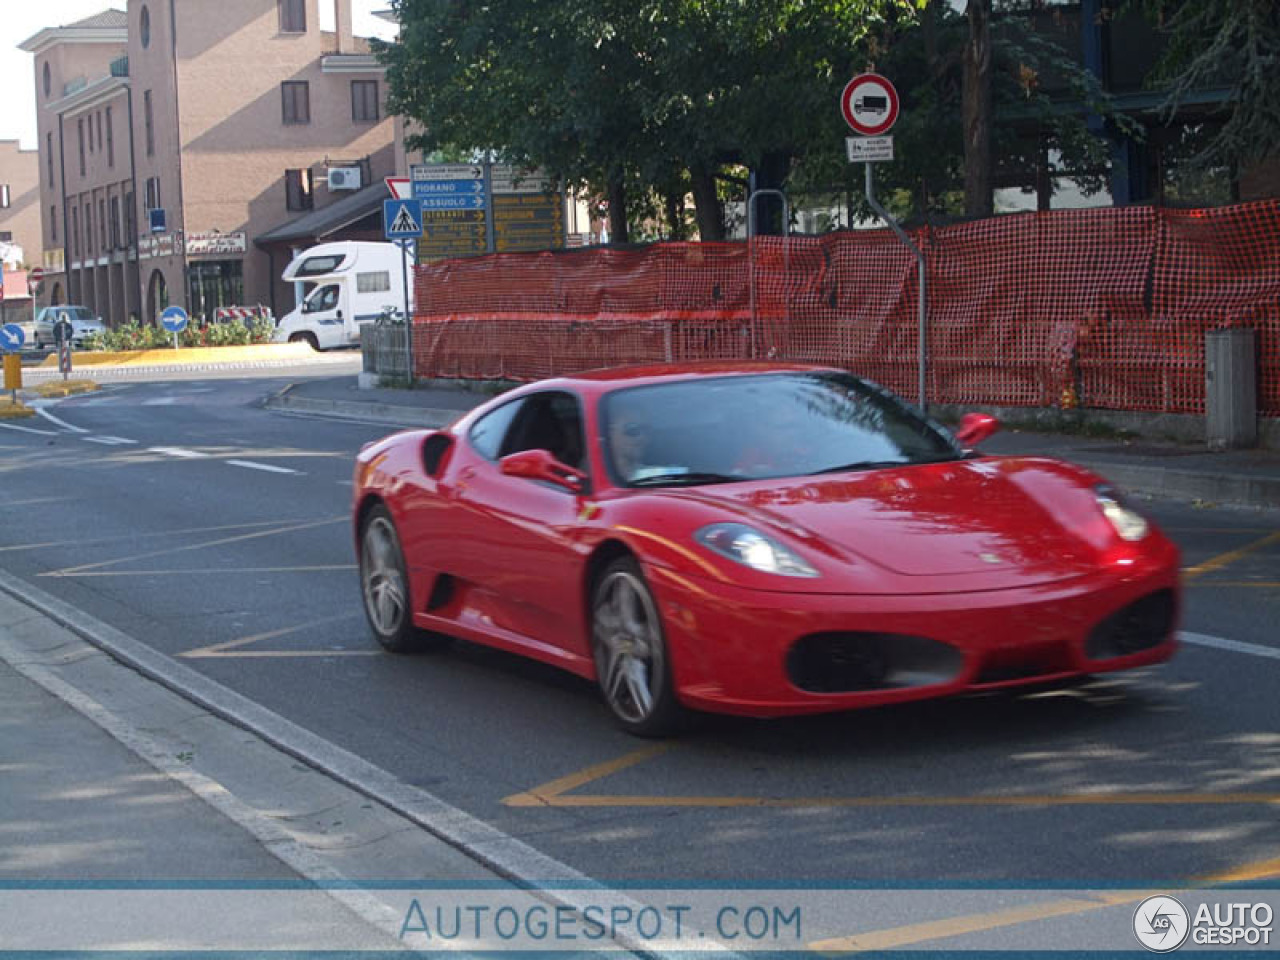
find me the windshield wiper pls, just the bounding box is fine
[629,471,741,487]
[809,454,959,475]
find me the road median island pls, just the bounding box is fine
[0,395,35,418]
[29,379,100,398]
[38,342,319,368]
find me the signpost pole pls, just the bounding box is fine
[864,162,927,413]
[401,240,414,386]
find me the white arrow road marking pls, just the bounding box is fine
[1181,631,1280,662]
[149,446,210,459]
[227,459,300,475]
[35,408,89,433]
[0,422,59,436]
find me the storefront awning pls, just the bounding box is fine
[255,181,387,247]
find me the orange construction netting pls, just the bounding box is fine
[412,199,1280,416]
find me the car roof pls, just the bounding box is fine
[534,361,842,395]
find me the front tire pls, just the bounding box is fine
[359,504,441,653]
[591,557,685,737]
[289,332,320,351]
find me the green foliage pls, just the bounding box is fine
[1140,0,1280,169]
[84,319,274,352]
[379,0,925,231]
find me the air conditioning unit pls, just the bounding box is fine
[327,167,362,191]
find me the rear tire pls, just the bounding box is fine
[289,332,320,351]
[590,556,686,737]
[358,504,443,653]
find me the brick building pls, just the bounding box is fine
[20,1,396,325]
[0,141,41,269]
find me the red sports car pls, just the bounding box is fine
[353,363,1179,736]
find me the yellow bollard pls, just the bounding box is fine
[3,353,21,395]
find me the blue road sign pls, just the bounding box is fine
[419,194,486,211]
[0,323,25,352]
[160,306,189,333]
[384,199,424,239]
[412,179,485,198]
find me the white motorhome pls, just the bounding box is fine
[273,241,413,350]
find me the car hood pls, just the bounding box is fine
[662,456,1122,588]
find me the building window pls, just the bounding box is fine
[0,232,10,243]
[285,168,314,211]
[351,80,379,124]
[47,132,54,183]
[281,82,310,125]
[96,112,103,155]
[144,177,161,212]
[100,199,107,250]
[71,207,79,257]
[141,5,151,48]
[106,107,114,167]
[110,197,121,248]
[0,185,9,209]
[51,206,57,243]
[144,90,154,156]
[78,118,85,175]
[278,0,306,33]
[43,61,51,97]
[85,204,93,255]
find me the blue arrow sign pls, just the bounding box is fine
[413,179,485,197]
[384,198,424,239]
[419,195,486,211]
[0,323,24,352]
[160,306,189,333]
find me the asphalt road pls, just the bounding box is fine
[1,373,1278,890]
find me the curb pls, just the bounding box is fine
[1067,459,1280,510]
[263,387,463,429]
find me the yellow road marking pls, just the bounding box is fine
[1196,854,1280,887]
[810,890,1147,954]
[181,614,365,659]
[503,745,671,807]
[41,565,355,578]
[1183,531,1280,581]
[809,854,1280,954]
[508,791,1280,809]
[42,516,346,576]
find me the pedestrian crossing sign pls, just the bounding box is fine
[384,198,424,239]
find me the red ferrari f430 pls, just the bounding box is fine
[353,364,1179,736]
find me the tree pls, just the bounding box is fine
[377,0,924,240]
[1142,0,1280,169]
[962,0,993,217]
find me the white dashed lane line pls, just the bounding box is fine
[0,422,59,436]
[226,459,301,475]
[148,447,211,459]
[35,408,89,434]
[82,436,138,446]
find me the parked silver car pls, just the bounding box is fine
[33,305,106,348]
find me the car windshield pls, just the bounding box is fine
[600,371,963,487]
[48,307,92,321]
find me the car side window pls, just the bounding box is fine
[499,391,586,470]
[468,397,525,461]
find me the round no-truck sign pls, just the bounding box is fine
[841,73,899,136]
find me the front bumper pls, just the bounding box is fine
[647,558,1180,717]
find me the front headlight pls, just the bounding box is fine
[695,523,819,577]
[1095,485,1149,541]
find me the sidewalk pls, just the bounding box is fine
[269,375,1280,510]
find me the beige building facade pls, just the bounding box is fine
[22,0,396,325]
[0,141,41,270]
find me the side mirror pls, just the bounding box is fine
[954,412,1000,447]
[500,448,586,493]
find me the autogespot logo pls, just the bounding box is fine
[1134,895,1190,952]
